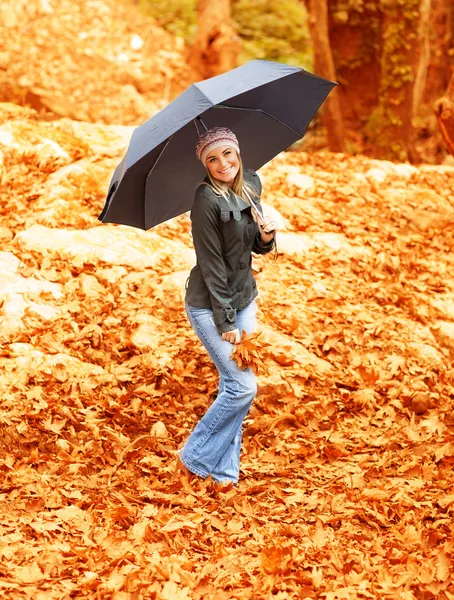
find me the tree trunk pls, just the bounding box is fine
[412,0,431,115]
[308,0,345,152]
[192,0,240,79]
[326,1,382,133]
[424,0,454,104]
[307,0,438,159]
[434,70,454,156]
[374,0,421,161]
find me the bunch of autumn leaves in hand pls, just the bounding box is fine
[230,331,270,374]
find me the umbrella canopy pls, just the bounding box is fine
[99,60,336,230]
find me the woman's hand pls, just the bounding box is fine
[259,216,278,244]
[222,328,241,344]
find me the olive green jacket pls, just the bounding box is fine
[185,169,275,334]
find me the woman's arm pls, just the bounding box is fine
[253,230,275,254]
[191,188,238,334]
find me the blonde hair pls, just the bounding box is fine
[201,153,260,222]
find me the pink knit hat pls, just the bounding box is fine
[195,127,240,165]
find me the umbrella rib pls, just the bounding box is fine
[147,134,174,178]
[144,133,174,228]
[215,105,302,138]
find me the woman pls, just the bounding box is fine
[177,127,277,485]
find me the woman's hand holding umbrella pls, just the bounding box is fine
[258,216,278,244]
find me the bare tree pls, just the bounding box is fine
[308,0,344,152]
[192,0,240,79]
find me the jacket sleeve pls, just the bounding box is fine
[248,170,276,256]
[190,188,238,334]
[253,232,275,255]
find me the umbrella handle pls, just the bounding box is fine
[243,187,277,236]
[243,186,265,224]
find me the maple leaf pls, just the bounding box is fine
[230,330,271,374]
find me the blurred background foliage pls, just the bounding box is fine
[138,0,196,41]
[138,0,312,69]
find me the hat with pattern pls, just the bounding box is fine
[195,127,240,165]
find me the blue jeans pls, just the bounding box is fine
[180,300,257,484]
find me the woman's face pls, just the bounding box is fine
[205,145,240,187]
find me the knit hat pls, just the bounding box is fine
[195,127,240,165]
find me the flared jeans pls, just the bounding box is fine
[180,300,257,484]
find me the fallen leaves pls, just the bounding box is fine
[0,100,453,599]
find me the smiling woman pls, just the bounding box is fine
[175,126,278,485]
[206,147,240,183]
[197,126,241,190]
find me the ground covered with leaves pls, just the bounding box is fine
[1,103,454,599]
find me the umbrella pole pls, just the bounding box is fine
[194,117,209,136]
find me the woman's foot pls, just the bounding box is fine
[214,480,234,491]
[172,456,193,481]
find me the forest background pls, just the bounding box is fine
[138,0,454,163]
[1,0,453,162]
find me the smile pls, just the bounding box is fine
[219,167,233,174]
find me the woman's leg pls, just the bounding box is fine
[210,429,242,483]
[210,301,256,482]
[181,301,257,484]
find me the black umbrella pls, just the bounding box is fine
[99,60,336,230]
